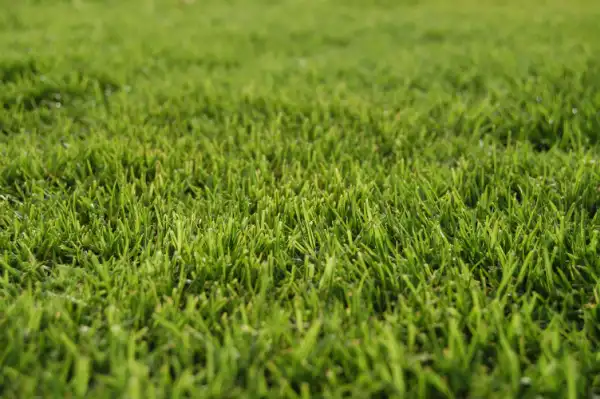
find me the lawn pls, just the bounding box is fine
[1,0,600,397]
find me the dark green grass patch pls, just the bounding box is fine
[1,0,600,398]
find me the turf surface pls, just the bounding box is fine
[1,0,600,397]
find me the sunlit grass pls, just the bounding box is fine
[1,0,600,397]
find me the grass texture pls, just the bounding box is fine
[1,0,600,397]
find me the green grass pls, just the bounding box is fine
[1,0,600,397]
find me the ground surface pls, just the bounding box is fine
[1,0,600,397]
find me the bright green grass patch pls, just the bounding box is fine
[1,0,600,397]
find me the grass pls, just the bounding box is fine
[1,0,600,397]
